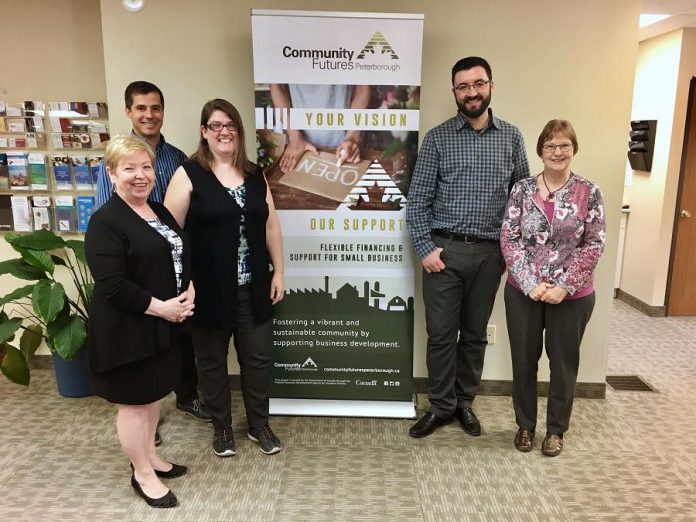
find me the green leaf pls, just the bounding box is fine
[0,259,48,281]
[20,324,43,361]
[0,284,34,306]
[65,240,87,265]
[47,313,86,360]
[6,229,66,251]
[17,247,54,275]
[50,255,67,267]
[0,318,23,343]
[32,280,66,323]
[1,343,29,386]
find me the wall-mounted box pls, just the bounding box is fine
[627,120,657,172]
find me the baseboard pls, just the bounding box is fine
[31,356,604,399]
[616,289,666,317]
[413,377,605,399]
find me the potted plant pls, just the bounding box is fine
[0,229,92,396]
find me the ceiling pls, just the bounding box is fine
[640,0,696,40]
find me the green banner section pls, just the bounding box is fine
[272,283,413,401]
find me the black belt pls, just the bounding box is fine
[432,229,490,244]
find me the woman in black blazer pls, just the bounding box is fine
[85,135,193,509]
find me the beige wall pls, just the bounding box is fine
[622,28,696,307]
[100,0,639,383]
[0,0,106,101]
[1,0,640,384]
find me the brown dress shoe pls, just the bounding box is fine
[541,433,563,457]
[514,429,534,452]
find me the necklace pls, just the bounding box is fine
[541,172,572,201]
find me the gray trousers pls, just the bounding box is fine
[504,283,595,435]
[189,285,272,431]
[422,235,504,417]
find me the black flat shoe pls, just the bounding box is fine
[130,474,178,508]
[408,411,453,438]
[131,462,188,479]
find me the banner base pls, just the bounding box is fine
[270,398,416,419]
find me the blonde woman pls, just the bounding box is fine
[86,135,194,508]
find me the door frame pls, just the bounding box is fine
[665,76,696,314]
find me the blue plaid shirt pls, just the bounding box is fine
[406,110,530,259]
[94,133,187,209]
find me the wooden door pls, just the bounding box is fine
[668,77,696,315]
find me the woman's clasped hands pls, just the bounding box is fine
[528,282,568,304]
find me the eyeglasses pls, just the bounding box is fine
[205,122,238,132]
[542,143,573,153]
[454,80,490,93]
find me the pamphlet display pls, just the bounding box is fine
[0,100,108,233]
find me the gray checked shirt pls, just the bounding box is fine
[406,110,530,260]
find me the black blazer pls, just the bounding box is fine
[85,194,191,373]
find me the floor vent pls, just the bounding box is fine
[606,375,656,392]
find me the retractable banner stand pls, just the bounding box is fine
[251,9,423,417]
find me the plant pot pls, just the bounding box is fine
[52,348,93,398]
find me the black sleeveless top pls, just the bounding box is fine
[181,159,273,328]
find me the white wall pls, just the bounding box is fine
[622,28,696,307]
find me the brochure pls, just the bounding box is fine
[28,153,48,190]
[70,155,91,189]
[32,196,52,230]
[52,155,72,190]
[7,152,29,189]
[0,153,9,189]
[54,196,76,232]
[76,195,95,232]
[10,195,30,231]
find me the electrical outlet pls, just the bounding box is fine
[486,325,496,344]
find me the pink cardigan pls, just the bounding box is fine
[500,174,605,296]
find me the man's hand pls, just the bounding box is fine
[541,285,568,304]
[279,133,317,173]
[422,248,445,273]
[528,282,553,301]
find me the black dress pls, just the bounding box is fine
[85,195,191,405]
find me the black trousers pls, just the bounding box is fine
[504,283,595,435]
[189,285,272,431]
[173,332,199,403]
[422,235,504,418]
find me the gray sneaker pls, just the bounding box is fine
[176,398,212,423]
[213,427,236,457]
[247,425,282,455]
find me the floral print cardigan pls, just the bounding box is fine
[500,174,606,296]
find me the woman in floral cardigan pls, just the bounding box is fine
[500,119,605,457]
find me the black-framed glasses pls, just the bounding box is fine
[205,122,239,132]
[542,143,573,153]
[454,80,490,93]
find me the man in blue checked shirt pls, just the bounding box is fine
[95,81,212,441]
[406,57,530,439]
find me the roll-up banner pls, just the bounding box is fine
[251,10,423,418]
